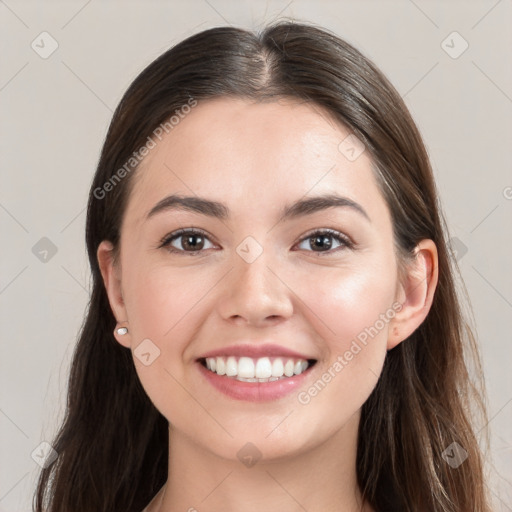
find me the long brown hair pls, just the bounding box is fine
[33,20,491,512]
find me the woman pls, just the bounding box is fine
[33,21,491,512]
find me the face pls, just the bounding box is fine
[99,96,435,463]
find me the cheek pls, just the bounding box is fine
[121,263,213,424]
[292,263,396,407]
[298,262,397,351]
[123,261,208,344]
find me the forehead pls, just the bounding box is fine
[124,96,386,225]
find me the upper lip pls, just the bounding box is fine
[198,343,316,361]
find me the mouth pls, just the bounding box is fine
[196,355,318,402]
[198,356,317,382]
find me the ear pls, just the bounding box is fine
[97,240,131,348]
[387,239,439,350]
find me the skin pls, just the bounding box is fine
[98,96,438,512]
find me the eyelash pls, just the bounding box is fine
[158,228,354,257]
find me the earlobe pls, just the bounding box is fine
[387,239,439,350]
[97,240,131,348]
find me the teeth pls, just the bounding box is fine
[284,359,294,377]
[226,356,237,377]
[255,357,272,378]
[203,356,312,381]
[271,358,284,377]
[216,357,226,376]
[238,357,255,378]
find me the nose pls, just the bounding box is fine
[217,251,294,328]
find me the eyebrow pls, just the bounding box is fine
[146,193,371,223]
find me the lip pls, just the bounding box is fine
[196,358,317,402]
[198,343,315,360]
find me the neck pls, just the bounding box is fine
[154,411,372,512]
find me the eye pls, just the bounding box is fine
[294,229,353,255]
[158,227,353,256]
[159,228,216,255]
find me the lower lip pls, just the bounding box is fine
[197,361,315,402]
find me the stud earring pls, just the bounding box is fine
[116,326,128,336]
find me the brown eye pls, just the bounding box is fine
[160,229,215,255]
[295,229,353,255]
[181,233,205,251]
[309,234,333,251]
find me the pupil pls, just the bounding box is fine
[312,235,331,251]
[184,234,203,250]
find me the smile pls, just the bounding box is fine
[197,355,317,402]
[201,356,313,382]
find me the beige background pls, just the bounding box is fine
[1,1,511,510]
